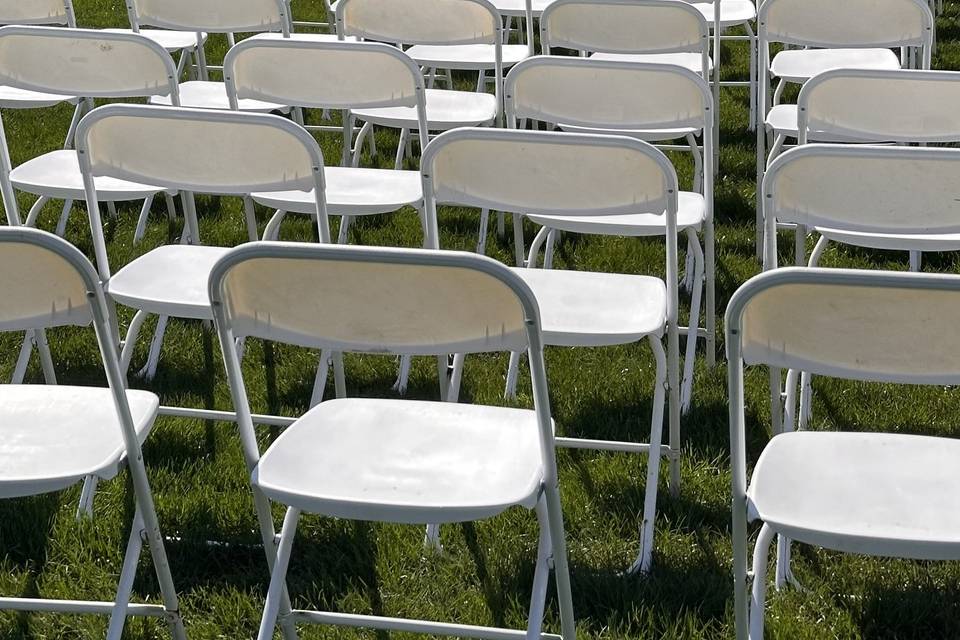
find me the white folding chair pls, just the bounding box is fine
[422,127,679,573]
[0,226,184,640]
[541,0,710,80]
[405,0,532,94]
[540,0,719,168]
[336,0,503,169]
[141,0,294,112]
[71,104,330,516]
[755,0,935,257]
[762,143,960,590]
[210,241,575,640]
[106,1,207,80]
[0,0,81,110]
[771,69,960,270]
[728,266,960,640]
[0,27,181,236]
[504,56,715,413]
[224,37,428,245]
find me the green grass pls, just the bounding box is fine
[3,2,960,638]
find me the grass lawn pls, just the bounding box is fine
[3,2,960,638]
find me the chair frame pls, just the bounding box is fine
[77,101,329,388]
[0,226,185,640]
[223,36,434,406]
[790,68,960,269]
[727,265,960,640]
[210,241,576,640]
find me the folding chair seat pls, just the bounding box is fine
[422,127,678,574]
[0,0,79,108]
[0,384,158,498]
[754,0,934,257]
[592,50,711,74]
[510,267,668,345]
[251,167,422,220]
[0,28,180,242]
[748,431,960,558]
[504,57,715,413]
[336,0,503,168]
[727,267,960,640]
[144,0,294,112]
[0,226,184,639]
[209,241,575,640]
[224,38,429,241]
[107,244,232,321]
[254,398,546,520]
[701,0,753,27]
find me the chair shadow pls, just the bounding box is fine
[0,493,70,639]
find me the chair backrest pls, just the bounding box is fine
[224,37,428,144]
[540,0,709,59]
[76,104,329,277]
[728,266,960,387]
[422,127,678,226]
[797,69,960,144]
[211,242,537,355]
[128,0,291,34]
[0,0,74,26]
[336,0,501,46]
[758,0,933,49]
[0,26,179,100]
[0,226,96,332]
[762,144,960,267]
[210,241,559,474]
[505,56,712,134]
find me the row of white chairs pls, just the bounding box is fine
[731,4,960,629]
[0,23,717,560]
[13,110,960,640]
[1,92,699,637]
[754,0,936,256]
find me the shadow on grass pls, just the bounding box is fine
[0,493,66,638]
